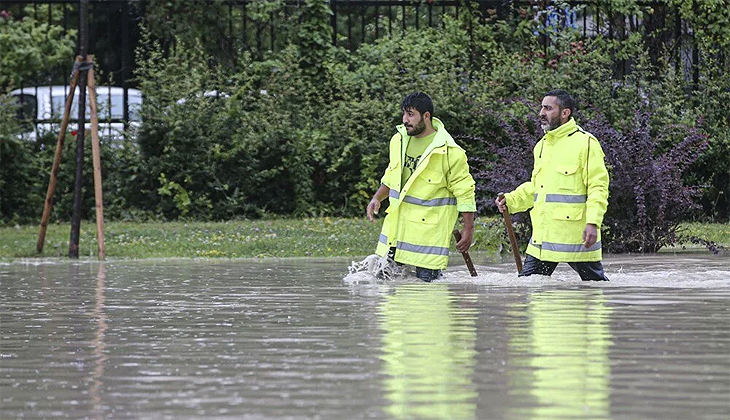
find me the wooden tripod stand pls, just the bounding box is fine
[36,55,106,260]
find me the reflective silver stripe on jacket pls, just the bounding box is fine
[379,233,388,245]
[403,196,456,207]
[389,189,400,200]
[541,241,601,253]
[397,240,450,256]
[545,194,587,203]
[534,193,538,202]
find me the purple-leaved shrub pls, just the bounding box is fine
[471,108,715,253]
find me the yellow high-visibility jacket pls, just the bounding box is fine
[505,118,609,262]
[376,118,476,270]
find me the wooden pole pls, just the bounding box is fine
[36,56,83,254]
[86,56,105,260]
[69,0,90,258]
[499,194,523,273]
[452,229,478,277]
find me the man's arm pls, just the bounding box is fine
[366,184,390,222]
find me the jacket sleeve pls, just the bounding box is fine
[380,133,402,190]
[585,137,609,226]
[446,147,477,213]
[505,142,539,213]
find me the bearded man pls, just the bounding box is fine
[495,89,610,281]
[366,92,476,282]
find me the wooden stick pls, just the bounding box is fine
[452,229,478,277]
[499,194,523,273]
[37,56,83,253]
[86,56,105,260]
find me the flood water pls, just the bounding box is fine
[1,253,729,420]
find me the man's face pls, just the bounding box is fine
[403,107,427,136]
[539,96,569,131]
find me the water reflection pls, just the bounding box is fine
[1,255,728,420]
[378,284,478,419]
[508,290,613,419]
[90,263,108,418]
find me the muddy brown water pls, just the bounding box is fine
[1,253,729,419]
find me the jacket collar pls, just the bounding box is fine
[396,117,456,149]
[396,117,455,168]
[543,117,578,142]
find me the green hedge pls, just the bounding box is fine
[2,0,728,227]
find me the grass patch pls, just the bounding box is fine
[0,218,725,261]
[678,222,730,245]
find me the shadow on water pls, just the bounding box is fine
[0,253,728,419]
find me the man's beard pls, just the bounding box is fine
[406,118,426,136]
[541,115,562,131]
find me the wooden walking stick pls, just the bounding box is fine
[499,194,523,273]
[37,56,83,253]
[452,229,478,277]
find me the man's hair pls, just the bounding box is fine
[401,92,434,119]
[545,89,576,117]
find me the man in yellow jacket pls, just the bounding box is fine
[495,89,610,281]
[367,92,476,282]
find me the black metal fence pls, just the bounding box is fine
[2,0,701,126]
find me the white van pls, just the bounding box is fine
[9,85,142,143]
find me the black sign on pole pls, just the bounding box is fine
[69,0,89,259]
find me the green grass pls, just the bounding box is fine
[679,222,730,245]
[0,218,386,260]
[0,218,726,261]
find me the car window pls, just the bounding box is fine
[11,94,37,120]
[50,91,141,122]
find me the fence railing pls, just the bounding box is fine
[2,0,702,130]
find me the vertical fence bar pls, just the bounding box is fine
[331,0,337,45]
[428,2,432,27]
[415,3,419,29]
[674,6,681,74]
[402,3,406,34]
[375,4,379,39]
[388,5,392,36]
[442,3,446,29]
[122,0,129,130]
[243,1,247,47]
[347,8,352,50]
[270,11,275,52]
[361,4,365,44]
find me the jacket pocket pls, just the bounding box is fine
[555,164,580,191]
[382,161,401,188]
[552,206,584,221]
[407,207,439,225]
[418,168,444,185]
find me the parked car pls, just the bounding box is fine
[9,85,142,143]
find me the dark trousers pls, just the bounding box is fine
[519,254,609,281]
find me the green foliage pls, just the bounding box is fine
[0,10,76,90]
[2,0,729,238]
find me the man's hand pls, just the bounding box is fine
[456,226,474,253]
[495,195,507,214]
[583,223,598,248]
[367,185,390,222]
[456,212,476,253]
[366,198,381,222]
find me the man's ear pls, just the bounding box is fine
[562,108,571,121]
[423,111,431,121]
